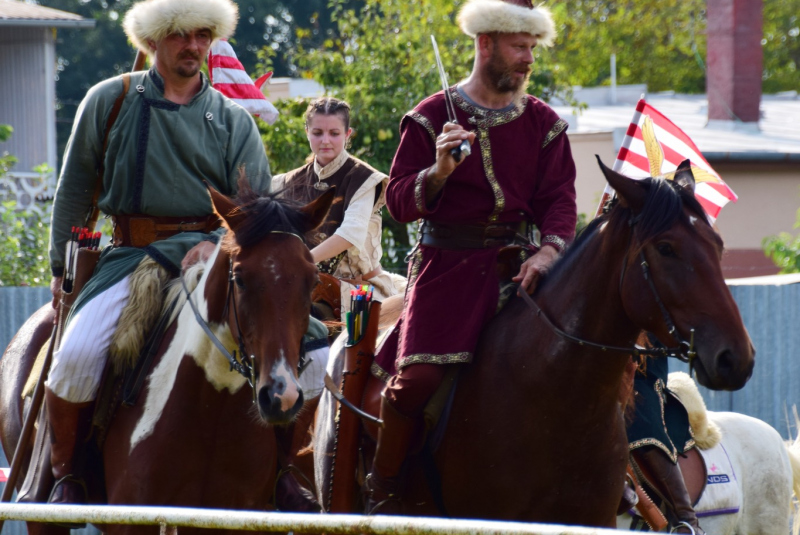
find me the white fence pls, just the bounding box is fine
[0,504,632,534]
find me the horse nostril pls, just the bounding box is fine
[716,349,735,376]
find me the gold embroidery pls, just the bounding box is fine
[397,351,472,370]
[542,119,568,149]
[405,247,423,301]
[407,111,437,143]
[370,361,391,383]
[450,88,526,222]
[542,235,567,251]
[414,169,428,215]
[628,438,679,463]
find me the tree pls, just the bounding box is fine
[762,0,800,93]
[0,126,51,287]
[552,0,708,92]
[763,207,800,274]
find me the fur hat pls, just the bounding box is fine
[457,0,557,47]
[123,0,238,54]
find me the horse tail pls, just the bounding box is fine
[667,371,721,449]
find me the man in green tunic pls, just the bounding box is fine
[43,0,314,508]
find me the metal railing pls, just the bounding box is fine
[0,503,631,534]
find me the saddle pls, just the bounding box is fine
[632,448,707,510]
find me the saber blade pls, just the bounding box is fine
[430,35,471,162]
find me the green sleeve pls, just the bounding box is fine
[227,113,272,196]
[49,77,124,276]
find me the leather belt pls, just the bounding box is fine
[112,214,221,248]
[419,220,526,250]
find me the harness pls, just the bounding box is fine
[180,230,308,404]
[518,214,698,366]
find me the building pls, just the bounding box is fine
[0,0,93,208]
[553,0,799,279]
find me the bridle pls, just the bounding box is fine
[518,214,697,366]
[180,230,308,404]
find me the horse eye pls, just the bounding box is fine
[657,242,676,257]
[234,274,245,288]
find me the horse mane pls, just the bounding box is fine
[221,178,309,252]
[549,177,710,281]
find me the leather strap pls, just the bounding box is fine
[86,73,131,232]
[419,220,525,250]
[111,214,221,248]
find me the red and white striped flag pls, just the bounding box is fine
[596,99,737,221]
[0,467,9,483]
[208,40,279,124]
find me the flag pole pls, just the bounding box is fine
[593,96,647,218]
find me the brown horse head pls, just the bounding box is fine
[597,157,755,390]
[206,179,335,424]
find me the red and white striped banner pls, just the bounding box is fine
[596,99,737,221]
[1,467,9,483]
[208,40,279,124]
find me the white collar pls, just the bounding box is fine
[314,150,350,181]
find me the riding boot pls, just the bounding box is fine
[633,447,705,535]
[273,412,321,513]
[364,396,417,515]
[45,388,92,510]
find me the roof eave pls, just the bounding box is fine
[0,19,95,28]
[705,152,800,163]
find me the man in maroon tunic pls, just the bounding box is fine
[365,0,578,514]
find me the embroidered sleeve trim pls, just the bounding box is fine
[542,235,567,252]
[414,168,430,215]
[397,351,472,370]
[370,361,391,383]
[541,119,568,149]
[407,111,437,144]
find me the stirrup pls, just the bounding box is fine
[670,521,696,535]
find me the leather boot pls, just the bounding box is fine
[273,409,321,513]
[45,389,92,509]
[633,447,705,535]
[364,396,417,515]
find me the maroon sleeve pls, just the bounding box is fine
[531,122,577,252]
[385,113,442,223]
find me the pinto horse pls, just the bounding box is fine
[315,158,755,526]
[0,182,334,535]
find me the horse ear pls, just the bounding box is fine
[673,159,696,194]
[299,187,336,232]
[206,183,246,231]
[595,155,647,212]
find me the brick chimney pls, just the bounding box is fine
[706,0,763,125]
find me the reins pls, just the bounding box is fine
[518,215,697,365]
[179,229,307,405]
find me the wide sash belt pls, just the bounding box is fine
[112,214,221,248]
[419,220,527,250]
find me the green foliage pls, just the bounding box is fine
[763,207,800,274]
[762,0,800,93]
[259,97,313,174]
[553,0,708,93]
[0,201,51,287]
[0,126,52,287]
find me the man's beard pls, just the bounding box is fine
[175,53,201,78]
[486,49,531,96]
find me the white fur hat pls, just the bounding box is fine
[123,0,239,53]
[457,0,557,47]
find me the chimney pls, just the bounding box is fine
[706,0,763,125]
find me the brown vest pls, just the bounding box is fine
[280,155,383,247]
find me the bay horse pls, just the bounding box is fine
[314,158,755,526]
[0,181,334,535]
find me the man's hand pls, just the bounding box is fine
[431,122,476,181]
[512,245,560,295]
[182,241,217,271]
[50,276,63,309]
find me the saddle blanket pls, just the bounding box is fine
[694,442,740,516]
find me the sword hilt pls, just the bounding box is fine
[451,139,472,162]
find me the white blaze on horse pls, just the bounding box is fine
[619,371,800,535]
[0,181,335,535]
